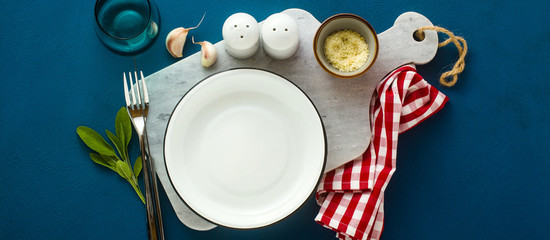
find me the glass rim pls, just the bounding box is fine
[94,0,153,40]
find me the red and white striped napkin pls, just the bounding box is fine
[315,65,449,240]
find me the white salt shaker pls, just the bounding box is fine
[222,13,260,59]
[261,13,299,60]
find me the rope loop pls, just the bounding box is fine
[415,26,467,87]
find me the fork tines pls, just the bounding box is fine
[123,71,149,110]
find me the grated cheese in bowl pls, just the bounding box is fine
[323,29,369,72]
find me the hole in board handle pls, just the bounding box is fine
[413,29,425,42]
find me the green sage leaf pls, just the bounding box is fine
[90,153,116,171]
[79,107,145,204]
[115,107,132,148]
[77,126,116,156]
[133,156,142,177]
[106,130,124,160]
[115,160,133,181]
[118,124,128,159]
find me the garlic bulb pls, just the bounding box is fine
[192,37,217,67]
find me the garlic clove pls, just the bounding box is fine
[200,41,217,68]
[165,13,206,58]
[193,37,217,68]
[165,27,189,58]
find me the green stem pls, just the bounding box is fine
[129,179,145,204]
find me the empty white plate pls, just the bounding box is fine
[164,68,326,229]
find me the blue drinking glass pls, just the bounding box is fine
[94,0,160,55]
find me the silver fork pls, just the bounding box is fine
[123,71,164,240]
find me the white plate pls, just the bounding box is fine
[164,68,326,229]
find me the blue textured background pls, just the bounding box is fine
[2,0,549,239]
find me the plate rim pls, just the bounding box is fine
[163,67,327,229]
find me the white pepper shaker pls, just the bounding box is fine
[222,13,260,59]
[261,13,299,60]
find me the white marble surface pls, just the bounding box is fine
[144,8,438,230]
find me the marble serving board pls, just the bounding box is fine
[145,8,438,230]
